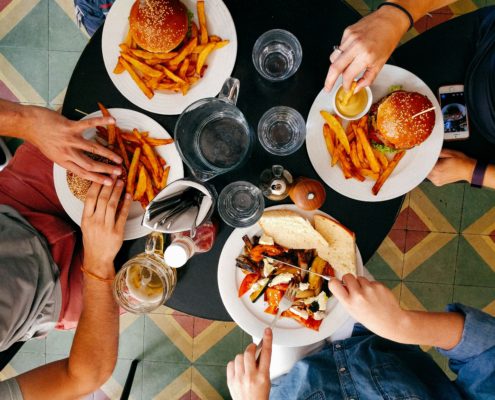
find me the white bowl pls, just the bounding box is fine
[332,85,373,121]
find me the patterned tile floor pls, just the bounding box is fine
[1,0,494,399]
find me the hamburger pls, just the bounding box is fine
[67,153,127,202]
[368,90,435,151]
[129,0,190,53]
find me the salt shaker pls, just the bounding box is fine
[259,165,294,201]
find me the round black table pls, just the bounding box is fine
[62,0,403,321]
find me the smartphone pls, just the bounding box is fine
[438,84,469,141]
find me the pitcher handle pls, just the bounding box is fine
[145,231,165,256]
[218,77,240,105]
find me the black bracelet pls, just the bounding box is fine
[377,2,414,31]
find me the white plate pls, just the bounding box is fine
[218,205,364,347]
[102,0,238,115]
[306,64,443,202]
[53,108,184,240]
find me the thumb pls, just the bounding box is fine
[329,278,349,303]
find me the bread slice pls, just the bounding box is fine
[258,210,328,251]
[314,215,357,276]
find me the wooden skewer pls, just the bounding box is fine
[412,106,435,119]
[74,108,88,116]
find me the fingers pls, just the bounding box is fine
[355,66,379,93]
[226,361,235,382]
[243,343,257,374]
[104,179,125,226]
[73,116,115,132]
[80,139,123,165]
[234,354,245,377]
[94,178,116,219]
[259,328,272,372]
[328,51,358,91]
[328,278,349,302]
[115,193,132,233]
[64,161,113,186]
[342,273,360,292]
[74,152,122,177]
[82,182,103,219]
[342,61,366,92]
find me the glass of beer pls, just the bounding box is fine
[113,232,177,313]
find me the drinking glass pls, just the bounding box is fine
[174,78,254,181]
[258,106,306,155]
[113,232,177,313]
[217,181,265,228]
[252,29,303,81]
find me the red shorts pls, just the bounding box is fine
[0,143,83,330]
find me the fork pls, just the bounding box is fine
[254,282,298,361]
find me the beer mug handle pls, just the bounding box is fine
[145,231,165,257]
[218,77,240,105]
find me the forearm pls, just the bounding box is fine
[68,260,119,385]
[0,99,37,141]
[389,0,458,22]
[395,310,465,350]
[481,164,495,189]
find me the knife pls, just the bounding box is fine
[263,256,334,281]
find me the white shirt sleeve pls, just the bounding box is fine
[0,378,24,400]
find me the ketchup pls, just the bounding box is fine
[172,221,217,253]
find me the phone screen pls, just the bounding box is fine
[439,91,468,133]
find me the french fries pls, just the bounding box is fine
[95,103,174,208]
[114,0,229,98]
[321,113,407,195]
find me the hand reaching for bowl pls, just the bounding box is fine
[324,5,411,93]
[0,100,122,185]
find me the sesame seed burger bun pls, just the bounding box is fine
[129,0,188,53]
[372,91,435,150]
[67,153,127,202]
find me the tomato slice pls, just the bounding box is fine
[281,309,323,331]
[238,273,259,297]
[264,287,283,307]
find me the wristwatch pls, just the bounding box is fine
[471,160,488,188]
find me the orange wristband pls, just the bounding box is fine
[81,265,114,284]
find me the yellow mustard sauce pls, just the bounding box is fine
[336,86,368,118]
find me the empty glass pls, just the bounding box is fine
[174,78,254,181]
[258,106,306,155]
[252,29,303,81]
[217,181,265,228]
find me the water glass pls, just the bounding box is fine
[258,106,306,155]
[252,29,303,81]
[218,181,265,228]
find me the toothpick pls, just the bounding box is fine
[74,108,88,116]
[412,106,435,119]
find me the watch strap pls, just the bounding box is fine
[471,160,488,188]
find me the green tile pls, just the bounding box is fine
[118,315,145,360]
[195,326,243,366]
[404,282,453,312]
[9,352,45,374]
[453,285,495,310]
[0,0,48,49]
[404,235,458,284]
[48,50,81,103]
[0,47,48,101]
[19,337,45,354]
[143,316,190,363]
[455,235,495,287]
[45,329,74,355]
[380,279,401,291]
[365,252,401,280]
[142,361,190,400]
[49,1,88,52]
[194,364,230,400]
[416,181,465,232]
[242,330,253,349]
[461,185,495,231]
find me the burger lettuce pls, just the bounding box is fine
[371,142,396,154]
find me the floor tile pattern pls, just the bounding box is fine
[1,1,494,399]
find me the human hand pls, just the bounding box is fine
[324,6,410,92]
[81,179,132,277]
[329,274,409,342]
[427,149,476,186]
[227,328,272,400]
[23,105,123,186]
